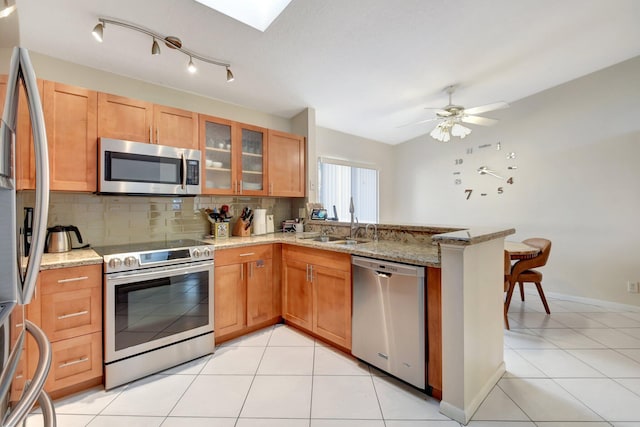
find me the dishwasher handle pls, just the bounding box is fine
[376,271,392,278]
[352,256,424,278]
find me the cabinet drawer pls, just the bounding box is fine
[216,244,273,266]
[40,265,101,294]
[41,285,102,341]
[45,332,102,393]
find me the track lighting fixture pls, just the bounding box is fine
[91,17,234,81]
[0,0,16,19]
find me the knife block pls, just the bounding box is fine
[232,218,251,237]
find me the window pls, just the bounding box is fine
[318,158,378,223]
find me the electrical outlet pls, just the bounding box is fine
[628,281,639,293]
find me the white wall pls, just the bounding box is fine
[394,56,640,306]
[314,127,396,223]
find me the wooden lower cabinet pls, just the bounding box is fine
[26,264,103,398]
[282,245,351,350]
[427,266,442,399]
[214,244,279,343]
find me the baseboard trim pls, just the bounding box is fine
[521,288,640,312]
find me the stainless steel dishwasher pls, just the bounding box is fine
[351,256,426,389]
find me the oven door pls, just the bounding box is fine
[104,260,213,363]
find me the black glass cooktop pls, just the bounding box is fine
[92,239,206,256]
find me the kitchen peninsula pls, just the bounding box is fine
[36,222,513,424]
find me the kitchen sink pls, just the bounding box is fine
[311,235,344,242]
[330,238,371,246]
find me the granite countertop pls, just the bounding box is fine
[35,248,104,271]
[38,226,513,270]
[202,233,442,267]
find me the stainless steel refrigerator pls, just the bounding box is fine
[0,47,55,426]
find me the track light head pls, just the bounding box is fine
[187,57,197,73]
[0,0,16,19]
[92,22,104,42]
[226,67,234,83]
[151,38,161,55]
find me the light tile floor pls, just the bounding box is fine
[27,292,640,426]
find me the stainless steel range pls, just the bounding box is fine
[94,239,214,390]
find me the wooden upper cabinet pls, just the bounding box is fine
[97,93,197,149]
[98,93,153,143]
[268,130,305,197]
[43,81,98,192]
[153,104,198,150]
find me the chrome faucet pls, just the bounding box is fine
[349,197,359,239]
[365,223,379,242]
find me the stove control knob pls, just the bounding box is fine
[203,248,212,258]
[192,248,201,258]
[108,258,122,269]
[124,256,138,267]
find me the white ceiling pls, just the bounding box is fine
[8,0,640,144]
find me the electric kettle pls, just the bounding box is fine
[45,225,83,253]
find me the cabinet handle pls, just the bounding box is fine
[149,126,152,144]
[59,357,89,369]
[57,310,89,320]
[15,375,23,380]
[309,265,314,283]
[240,265,243,281]
[249,262,253,278]
[57,276,89,284]
[156,127,159,145]
[239,252,255,257]
[269,182,273,195]
[15,323,23,328]
[239,180,243,195]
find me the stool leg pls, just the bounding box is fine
[504,281,517,329]
[519,282,525,301]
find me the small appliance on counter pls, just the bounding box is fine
[266,214,275,233]
[252,208,267,235]
[45,224,84,253]
[281,219,298,232]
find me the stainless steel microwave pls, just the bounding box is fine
[98,138,201,196]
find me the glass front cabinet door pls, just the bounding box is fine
[239,124,267,195]
[200,116,267,195]
[200,115,235,194]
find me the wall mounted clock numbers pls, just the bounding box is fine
[452,141,517,199]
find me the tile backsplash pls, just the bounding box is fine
[18,192,296,247]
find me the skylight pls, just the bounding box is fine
[193,0,293,32]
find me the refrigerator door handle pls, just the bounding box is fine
[2,320,53,427]
[16,48,49,305]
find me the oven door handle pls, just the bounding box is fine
[106,262,212,283]
[181,153,187,190]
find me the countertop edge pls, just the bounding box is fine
[431,227,516,246]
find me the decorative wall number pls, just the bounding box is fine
[452,140,518,200]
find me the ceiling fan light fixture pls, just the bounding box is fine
[92,22,104,42]
[451,123,471,139]
[151,38,161,55]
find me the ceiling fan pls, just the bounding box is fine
[409,85,509,142]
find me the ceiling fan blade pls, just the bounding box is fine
[461,115,498,126]
[464,101,509,116]
[396,117,440,128]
